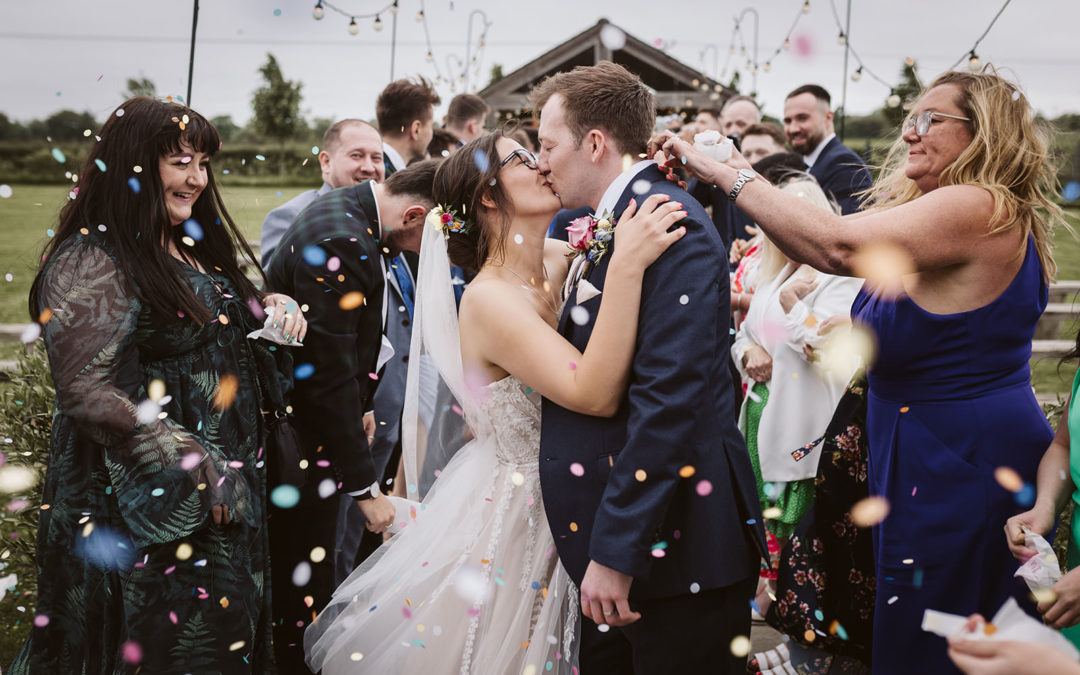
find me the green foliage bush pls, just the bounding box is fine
[0,347,53,664]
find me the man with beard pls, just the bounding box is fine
[783,84,872,214]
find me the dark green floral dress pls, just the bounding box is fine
[10,233,274,674]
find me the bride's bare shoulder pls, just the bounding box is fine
[543,238,574,287]
[459,275,518,321]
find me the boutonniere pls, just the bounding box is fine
[566,210,615,264]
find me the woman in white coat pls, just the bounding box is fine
[731,178,863,614]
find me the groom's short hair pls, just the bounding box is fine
[529,61,654,156]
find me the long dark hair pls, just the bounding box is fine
[29,96,262,324]
[432,128,513,270]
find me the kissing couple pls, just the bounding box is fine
[305,61,766,675]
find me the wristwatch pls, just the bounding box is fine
[728,168,756,203]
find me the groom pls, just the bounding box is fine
[533,62,767,673]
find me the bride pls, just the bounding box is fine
[305,130,686,673]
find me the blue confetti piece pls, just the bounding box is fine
[311,146,319,155]
[276,191,283,197]
[1014,483,1036,507]
[47,228,55,238]
[270,484,300,508]
[814,609,824,621]
[128,177,141,194]
[1064,181,1080,202]
[531,581,540,589]
[94,158,107,172]
[835,623,848,640]
[294,363,315,380]
[183,219,204,241]
[194,559,208,567]
[472,148,490,172]
[151,487,165,497]
[302,245,327,266]
[51,148,66,163]
[273,8,282,15]
[255,154,266,161]
[75,524,135,570]
[746,518,756,525]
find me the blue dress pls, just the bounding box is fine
[851,236,1053,674]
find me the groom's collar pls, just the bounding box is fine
[596,159,655,217]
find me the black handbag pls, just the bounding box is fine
[265,407,308,489]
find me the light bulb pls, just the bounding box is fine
[374,15,383,31]
[783,38,791,50]
[837,32,847,46]
[416,10,424,22]
[348,18,359,35]
[887,92,901,108]
[968,52,979,69]
[389,2,398,15]
[851,67,862,82]
[763,61,772,73]
[312,2,324,20]
[425,51,433,62]
[802,0,810,13]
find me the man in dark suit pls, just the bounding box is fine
[532,62,767,674]
[263,159,439,673]
[783,84,873,215]
[376,76,440,177]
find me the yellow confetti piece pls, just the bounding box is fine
[213,374,239,410]
[339,292,365,310]
[337,274,345,282]
[304,595,315,607]
[569,522,578,532]
[679,465,696,478]
[850,495,891,527]
[416,624,425,632]
[82,522,94,538]
[310,546,327,563]
[228,640,245,652]
[38,308,54,324]
[852,242,915,300]
[520,641,530,648]
[901,558,914,565]
[729,635,751,658]
[634,469,647,482]
[350,652,364,662]
[175,543,193,560]
[803,314,819,329]
[79,227,89,235]
[148,379,166,403]
[900,406,910,413]
[763,506,783,519]
[219,596,229,608]
[983,623,997,635]
[804,629,816,643]
[218,313,229,325]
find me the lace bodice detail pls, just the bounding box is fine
[472,376,541,466]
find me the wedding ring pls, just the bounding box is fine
[603,610,615,617]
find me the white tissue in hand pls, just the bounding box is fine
[694,130,734,163]
[246,306,300,346]
[923,597,1080,661]
[1015,527,1062,591]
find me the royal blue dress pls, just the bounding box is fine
[851,235,1053,674]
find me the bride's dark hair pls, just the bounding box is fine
[432,127,515,271]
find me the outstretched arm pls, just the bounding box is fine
[462,195,686,416]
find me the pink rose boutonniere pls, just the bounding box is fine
[566,211,615,263]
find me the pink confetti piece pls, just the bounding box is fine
[569,462,585,477]
[122,641,143,664]
[695,480,713,496]
[169,611,178,624]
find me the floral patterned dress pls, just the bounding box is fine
[9,233,276,674]
[767,371,875,668]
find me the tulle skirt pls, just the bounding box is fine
[305,434,579,674]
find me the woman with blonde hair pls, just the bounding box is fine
[731,178,862,622]
[656,67,1066,674]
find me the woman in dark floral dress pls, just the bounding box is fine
[763,370,875,674]
[9,97,305,674]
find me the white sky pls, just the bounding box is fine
[2,0,1078,127]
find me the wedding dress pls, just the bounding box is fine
[305,213,579,674]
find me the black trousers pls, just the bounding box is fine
[580,576,757,674]
[268,465,340,674]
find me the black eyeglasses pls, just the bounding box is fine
[903,110,971,137]
[498,148,538,171]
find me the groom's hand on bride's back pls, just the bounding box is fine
[580,560,641,627]
[357,493,396,533]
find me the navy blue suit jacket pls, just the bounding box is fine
[539,165,767,600]
[688,179,754,250]
[810,136,873,215]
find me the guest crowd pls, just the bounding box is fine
[6,48,1078,675]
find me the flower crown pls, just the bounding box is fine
[432,204,469,235]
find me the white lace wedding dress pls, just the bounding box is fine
[305,212,581,675]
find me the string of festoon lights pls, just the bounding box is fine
[311,0,491,95]
[718,0,1014,111]
[312,0,398,35]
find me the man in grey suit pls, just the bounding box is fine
[259,119,384,267]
